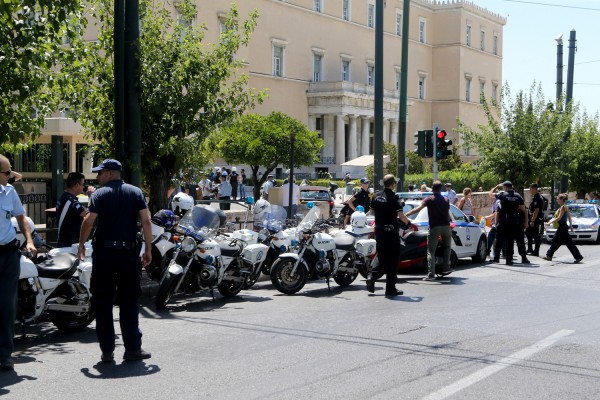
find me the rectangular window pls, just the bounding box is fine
[314,0,322,13]
[342,0,350,21]
[341,60,350,81]
[395,71,401,91]
[479,81,485,104]
[418,77,425,100]
[368,4,375,28]
[395,11,402,35]
[466,25,471,47]
[493,35,498,55]
[480,30,485,51]
[492,83,498,101]
[465,78,471,102]
[367,65,374,86]
[273,45,283,77]
[419,18,426,43]
[313,54,322,82]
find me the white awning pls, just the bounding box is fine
[341,155,390,167]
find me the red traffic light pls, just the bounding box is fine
[437,129,447,139]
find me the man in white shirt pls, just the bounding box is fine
[262,174,274,201]
[281,178,300,218]
[445,182,458,205]
[200,173,213,200]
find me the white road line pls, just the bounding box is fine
[422,329,574,400]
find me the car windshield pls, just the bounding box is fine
[569,206,598,219]
[300,190,330,200]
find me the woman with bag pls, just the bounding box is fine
[543,193,583,263]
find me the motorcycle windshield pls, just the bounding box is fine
[263,205,288,231]
[178,205,221,238]
[299,206,321,231]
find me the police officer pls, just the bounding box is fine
[78,159,153,363]
[366,174,410,297]
[56,172,95,247]
[489,181,530,265]
[0,155,37,371]
[526,183,544,257]
[343,177,371,226]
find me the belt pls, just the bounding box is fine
[376,224,397,232]
[99,240,136,250]
[0,239,17,252]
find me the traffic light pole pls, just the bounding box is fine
[396,0,410,192]
[433,123,439,181]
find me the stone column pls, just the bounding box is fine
[390,119,399,148]
[348,115,358,160]
[336,115,345,164]
[361,117,370,156]
[308,115,317,132]
[383,119,389,143]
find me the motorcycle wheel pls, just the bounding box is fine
[50,302,96,333]
[270,257,308,295]
[471,236,488,262]
[218,265,245,297]
[155,272,179,309]
[333,253,359,286]
[358,257,384,281]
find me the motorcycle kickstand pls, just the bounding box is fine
[209,287,216,302]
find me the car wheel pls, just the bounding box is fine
[472,236,487,262]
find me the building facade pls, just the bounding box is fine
[29,0,505,179]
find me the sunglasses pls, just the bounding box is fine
[0,170,11,176]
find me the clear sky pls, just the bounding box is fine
[474,0,600,116]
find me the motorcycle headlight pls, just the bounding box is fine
[181,237,196,253]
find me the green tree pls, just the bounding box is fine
[67,0,266,211]
[207,112,324,200]
[0,0,86,149]
[566,113,600,192]
[456,83,570,192]
[406,150,424,174]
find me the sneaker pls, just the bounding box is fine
[0,358,14,371]
[521,258,531,264]
[439,269,454,277]
[366,279,375,293]
[101,352,114,363]
[385,288,404,297]
[574,256,584,264]
[542,256,552,261]
[422,272,436,281]
[123,349,152,361]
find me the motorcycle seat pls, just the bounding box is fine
[333,233,356,251]
[403,230,428,244]
[218,240,243,257]
[35,252,78,279]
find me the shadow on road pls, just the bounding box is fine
[81,361,160,379]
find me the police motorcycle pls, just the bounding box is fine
[13,218,95,334]
[155,205,267,309]
[269,203,361,295]
[246,201,294,288]
[143,209,178,281]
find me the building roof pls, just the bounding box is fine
[341,155,390,167]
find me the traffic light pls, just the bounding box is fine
[413,130,425,157]
[424,130,434,158]
[436,129,453,159]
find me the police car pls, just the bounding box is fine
[401,195,488,263]
[545,201,600,243]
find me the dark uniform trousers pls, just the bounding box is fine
[371,229,399,291]
[0,244,19,360]
[526,220,542,253]
[495,218,527,261]
[91,247,143,355]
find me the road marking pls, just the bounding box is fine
[422,329,574,400]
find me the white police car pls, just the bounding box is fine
[402,198,488,263]
[546,201,600,243]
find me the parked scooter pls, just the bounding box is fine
[270,204,360,294]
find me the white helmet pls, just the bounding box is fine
[171,192,194,216]
[254,198,272,221]
[351,209,367,228]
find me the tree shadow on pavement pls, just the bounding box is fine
[81,361,160,379]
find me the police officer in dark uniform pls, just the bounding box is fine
[489,181,530,265]
[526,183,544,257]
[366,174,410,297]
[343,177,372,226]
[78,159,153,363]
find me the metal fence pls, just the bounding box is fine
[19,193,49,225]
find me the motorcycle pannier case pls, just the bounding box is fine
[242,243,269,264]
[356,239,377,257]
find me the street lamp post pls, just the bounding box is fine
[288,132,296,220]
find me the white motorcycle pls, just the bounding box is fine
[143,209,178,281]
[155,205,268,309]
[270,205,361,295]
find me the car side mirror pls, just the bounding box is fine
[467,215,476,223]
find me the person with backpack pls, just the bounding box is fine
[526,183,544,256]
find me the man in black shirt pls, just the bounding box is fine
[366,174,410,297]
[406,180,452,280]
[343,177,371,226]
[526,183,544,257]
[56,172,93,247]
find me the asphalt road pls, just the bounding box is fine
[3,241,600,400]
